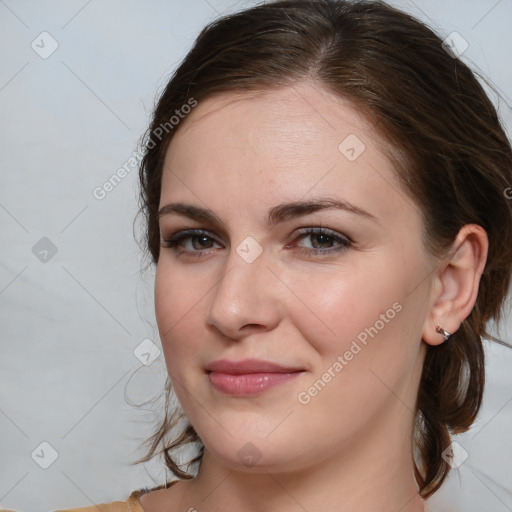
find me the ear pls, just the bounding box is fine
[422,224,488,346]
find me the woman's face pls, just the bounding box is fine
[154,82,436,474]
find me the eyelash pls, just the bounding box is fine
[161,227,352,259]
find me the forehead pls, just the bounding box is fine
[173,83,382,152]
[160,82,411,224]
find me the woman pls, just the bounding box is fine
[58,0,512,510]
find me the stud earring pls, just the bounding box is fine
[436,325,452,341]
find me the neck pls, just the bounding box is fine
[180,404,425,512]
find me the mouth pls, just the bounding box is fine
[208,371,304,395]
[205,358,306,396]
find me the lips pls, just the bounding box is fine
[205,358,304,375]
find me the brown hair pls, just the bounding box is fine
[134,0,512,499]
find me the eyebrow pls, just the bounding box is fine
[158,197,378,226]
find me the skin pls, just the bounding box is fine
[141,81,488,512]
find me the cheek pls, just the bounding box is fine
[286,266,422,425]
[280,260,402,355]
[281,255,425,399]
[154,263,204,370]
[154,264,177,335]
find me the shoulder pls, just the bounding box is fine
[53,485,169,512]
[53,492,140,512]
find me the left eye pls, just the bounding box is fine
[291,228,351,254]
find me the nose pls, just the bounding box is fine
[206,245,282,340]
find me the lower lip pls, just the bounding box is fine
[208,371,304,395]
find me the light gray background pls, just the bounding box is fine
[0,1,511,511]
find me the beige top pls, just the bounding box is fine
[54,489,146,512]
[52,482,174,512]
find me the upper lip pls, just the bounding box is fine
[205,358,304,375]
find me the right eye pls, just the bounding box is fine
[161,229,223,258]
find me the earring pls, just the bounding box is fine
[436,325,452,341]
